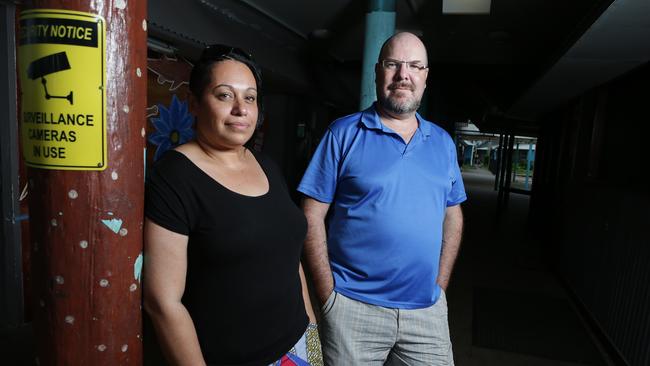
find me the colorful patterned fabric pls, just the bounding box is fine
[269,323,323,366]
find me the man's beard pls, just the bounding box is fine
[377,83,421,115]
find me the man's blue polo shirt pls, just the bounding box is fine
[298,104,466,309]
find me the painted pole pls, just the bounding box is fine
[359,0,396,110]
[18,1,146,365]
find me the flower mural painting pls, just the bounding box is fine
[148,94,195,161]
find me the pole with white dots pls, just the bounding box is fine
[20,0,147,365]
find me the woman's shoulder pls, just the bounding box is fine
[153,142,201,169]
[251,150,288,185]
[151,149,189,173]
[250,149,279,170]
[148,148,202,188]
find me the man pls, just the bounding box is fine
[297,32,466,365]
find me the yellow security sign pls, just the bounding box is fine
[18,9,106,170]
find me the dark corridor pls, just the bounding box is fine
[450,167,611,365]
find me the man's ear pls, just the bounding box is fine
[374,62,381,82]
[188,92,198,115]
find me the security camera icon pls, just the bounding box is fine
[27,52,74,105]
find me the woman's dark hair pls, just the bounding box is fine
[189,44,264,127]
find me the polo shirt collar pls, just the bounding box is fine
[416,113,432,137]
[359,103,384,131]
[361,102,432,137]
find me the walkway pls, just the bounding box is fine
[450,168,612,366]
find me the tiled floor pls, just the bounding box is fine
[449,168,613,366]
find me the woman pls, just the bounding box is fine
[144,45,320,366]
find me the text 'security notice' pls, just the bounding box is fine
[19,9,107,170]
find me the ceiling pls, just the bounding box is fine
[148,0,650,134]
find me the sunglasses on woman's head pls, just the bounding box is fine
[200,44,253,61]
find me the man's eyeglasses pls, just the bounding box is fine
[380,59,428,72]
[200,44,253,61]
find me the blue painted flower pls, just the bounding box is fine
[148,94,194,161]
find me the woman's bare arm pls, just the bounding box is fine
[143,219,206,366]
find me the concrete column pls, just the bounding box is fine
[359,0,396,110]
[18,1,147,365]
